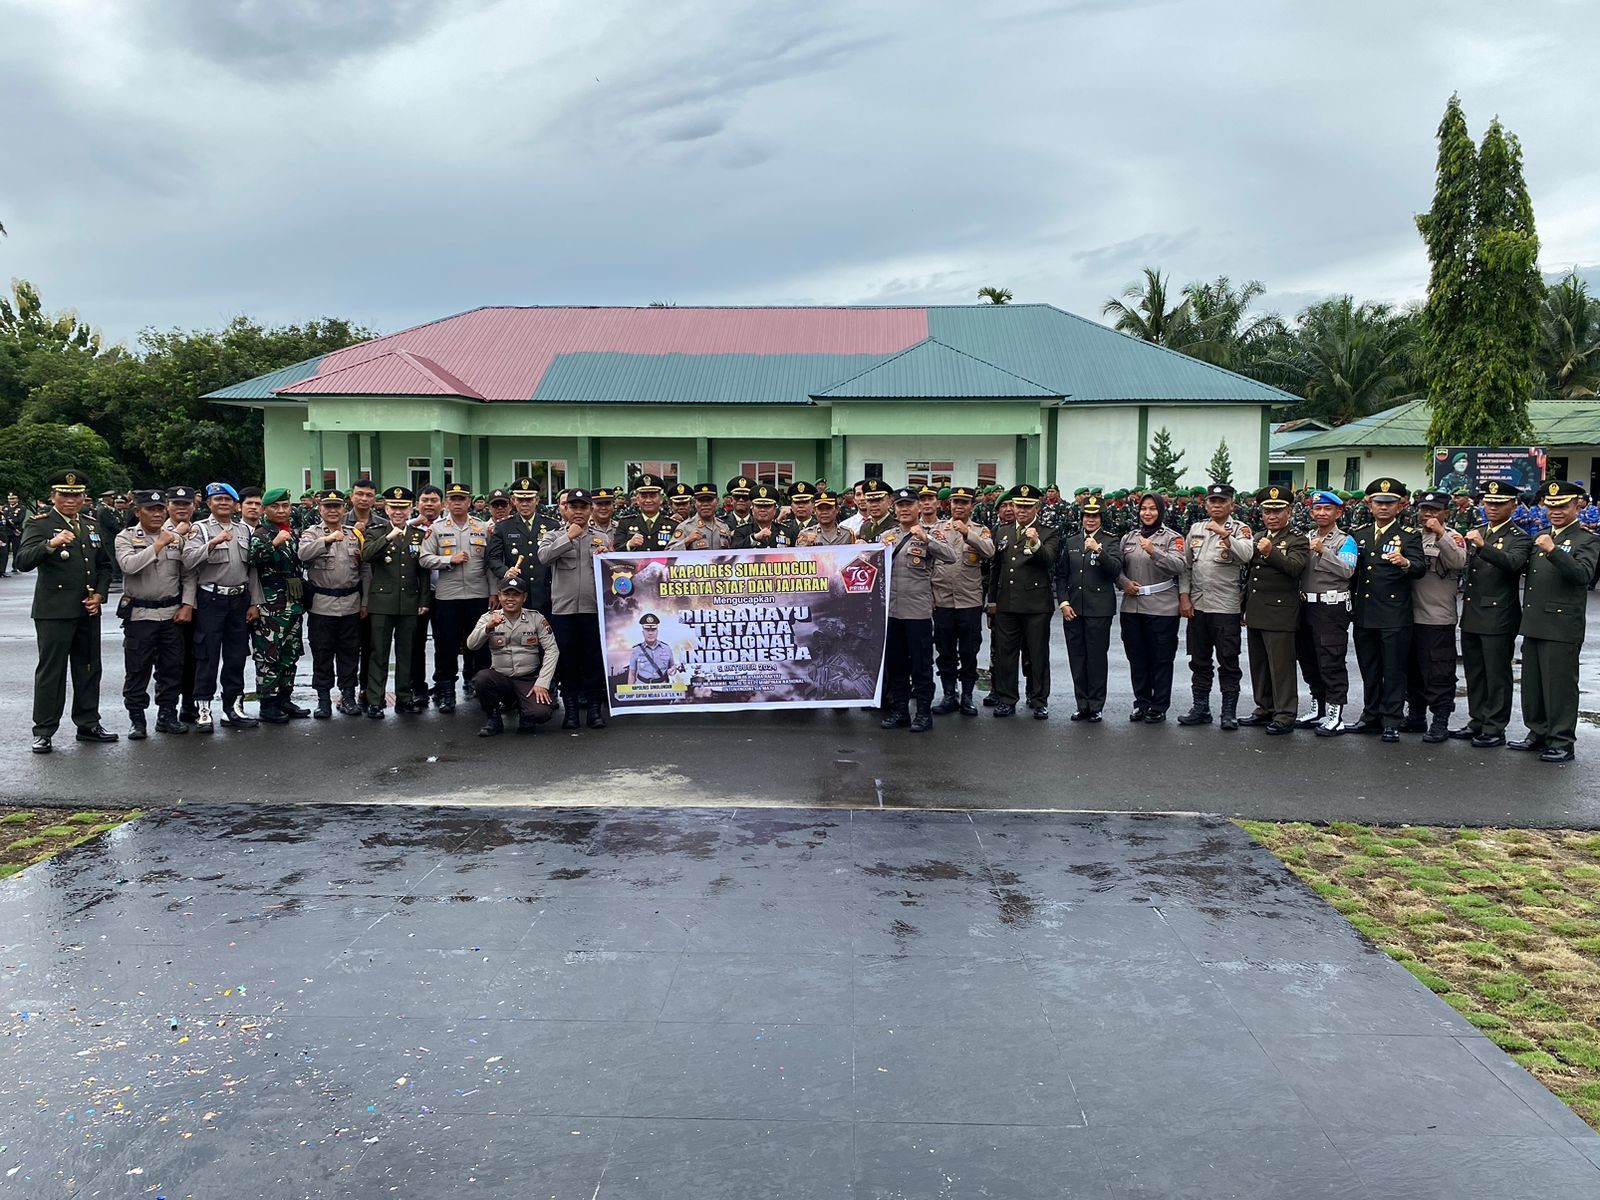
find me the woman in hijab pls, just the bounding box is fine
[1117,493,1188,721]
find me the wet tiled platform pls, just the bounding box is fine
[2,804,1597,1197]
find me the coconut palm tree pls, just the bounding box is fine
[977,286,1013,305]
[1101,268,1191,345]
[1265,296,1418,425]
[1537,272,1600,399]
[1177,276,1283,372]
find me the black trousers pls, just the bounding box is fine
[992,610,1052,708]
[1247,627,1299,723]
[123,619,184,711]
[178,616,197,712]
[0,537,8,574]
[471,668,557,723]
[1406,623,1458,716]
[32,615,102,738]
[549,612,605,707]
[1296,603,1351,706]
[1354,624,1412,727]
[933,606,983,688]
[430,597,489,692]
[308,611,361,694]
[193,590,251,703]
[1121,612,1180,713]
[1063,614,1113,714]
[1461,630,1516,737]
[1187,610,1243,696]
[885,616,935,712]
[1521,636,1581,753]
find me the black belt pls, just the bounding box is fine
[306,583,360,598]
[128,593,183,609]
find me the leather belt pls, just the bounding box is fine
[198,583,247,597]
[306,583,360,598]
[128,593,183,609]
[1303,590,1350,603]
[1135,580,1176,596]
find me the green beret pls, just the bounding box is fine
[937,487,952,500]
[262,487,290,505]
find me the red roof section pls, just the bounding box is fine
[291,307,929,401]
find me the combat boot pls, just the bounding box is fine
[932,678,959,715]
[338,692,362,717]
[910,702,933,733]
[127,710,148,741]
[279,691,311,719]
[1218,692,1240,731]
[1177,687,1212,726]
[477,712,504,737]
[879,708,910,729]
[1400,708,1427,734]
[257,697,289,725]
[562,699,581,729]
[1316,703,1346,737]
[219,696,258,729]
[1422,712,1450,744]
[193,701,214,734]
[155,707,188,735]
[959,685,978,716]
[435,687,457,714]
[586,700,607,729]
[313,691,333,720]
[1294,699,1325,729]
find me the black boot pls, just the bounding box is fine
[279,691,311,719]
[1177,687,1212,726]
[436,687,457,714]
[586,700,607,729]
[338,692,362,716]
[257,697,289,725]
[562,699,581,729]
[127,710,148,741]
[1401,708,1427,733]
[314,690,333,720]
[155,706,188,735]
[477,712,504,737]
[959,685,977,716]
[880,708,910,729]
[910,702,933,733]
[1422,712,1450,744]
[932,678,959,715]
[1219,692,1240,731]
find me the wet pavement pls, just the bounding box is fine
[2,803,1598,1198]
[2,578,1600,827]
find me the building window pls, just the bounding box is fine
[303,468,339,491]
[1315,459,1330,489]
[510,460,568,496]
[905,461,955,487]
[862,461,885,482]
[738,461,794,486]
[976,461,998,488]
[407,456,455,491]
[1343,457,1361,491]
[627,460,682,490]
[1547,456,1569,481]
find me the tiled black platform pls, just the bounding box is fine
[2,804,1597,1197]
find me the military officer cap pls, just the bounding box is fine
[499,575,529,594]
[169,485,196,502]
[383,485,415,504]
[786,480,818,501]
[320,488,347,505]
[591,486,618,502]
[132,489,166,508]
[1005,483,1043,505]
[1205,483,1235,500]
[488,487,511,505]
[814,490,839,507]
[1480,479,1517,502]
[861,477,890,499]
[98,488,117,500]
[1255,484,1292,508]
[639,612,661,628]
[1541,478,1584,506]
[512,477,540,497]
[1416,489,1451,509]
[692,482,719,499]
[262,487,290,505]
[666,481,693,500]
[1081,497,1103,515]
[947,486,977,501]
[1364,477,1407,501]
[892,486,919,504]
[725,476,754,498]
[918,484,939,498]
[564,487,593,506]
[751,484,782,506]
[46,470,89,494]
[444,482,472,499]
[632,473,665,493]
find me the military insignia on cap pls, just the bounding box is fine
[1549,482,1559,495]
[1269,487,1280,500]
[1381,481,1391,492]
[390,488,403,499]
[66,472,77,485]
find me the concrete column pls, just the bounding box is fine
[367,433,383,489]
[830,434,845,492]
[1135,406,1150,487]
[457,434,473,491]
[577,437,595,489]
[1025,433,1041,485]
[695,437,710,485]
[1014,436,1028,485]
[1045,408,1059,487]
[478,437,491,489]
[346,433,361,488]
[429,428,446,487]
[307,429,324,494]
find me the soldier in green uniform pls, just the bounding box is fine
[362,486,433,717]
[614,474,676,552]
[247,488,309,723]
[722,476,754,533]
[1053,496,1123,721]
[1237,486,1310,732]
[785,479,819,530]
[1450,478,1530,748]
[731,484,800,547]
[1508,479,1600,762]
[490,477,557,616]
[1347,477,1426,742]
[988,485,1060,718]
[857,478,896,541]
[18,470,118,753]
[666,481,694,527]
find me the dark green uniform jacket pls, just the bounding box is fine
[1349,521,1426,629]
[17,508,114,617]
[1460,521,1532,637]
[614,510,677,553]
[1519,524,1600,643]
[361,523,433,615]
[1244,528,1310,632]
[988,522,1061,613]
[1052,531,1124,618]
[488,513,557,611]
[731,520,801,549]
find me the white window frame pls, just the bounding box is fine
[304,468,340,491]
[738,460,795,487]
[407,455,455,492]
[626,460,682,489]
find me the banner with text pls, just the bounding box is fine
[593,545,891,714]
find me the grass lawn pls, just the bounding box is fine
[1242,819,1600,1131]
[0,806,142,880]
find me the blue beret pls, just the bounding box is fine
[205,481,240,501]
[1311,490,1344,507]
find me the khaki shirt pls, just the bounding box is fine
[537,525,613,614]
[1414,525,1468,626]
[116,525,204,620]
[466,607,559,687]
[670,516,734,550]
[418,516,492,600]
[1299,527,1358,595]
[297,522,364,616]
[1117,526,1186,616]
[800,525,855,546]
[930,520,994,609]
[1182,520,1254,614]
[188,517,252,593]
[880,525,956,619]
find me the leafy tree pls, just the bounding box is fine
[1266,297,1419,425]
[1140,426,1186,490]
[1206,437,1234,487]
[977,286,1013,305]
[0,422,126,503]
[1103,268,1191,345]
[1417,95,1478,443]
[1538,272,1600,398]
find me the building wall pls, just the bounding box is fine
[1056,407,1141,489]
[1148,404,1267,490]
[843,435,1016,488]
[1301,447,1430,493]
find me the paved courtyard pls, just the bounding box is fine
[2,804,1598,1198]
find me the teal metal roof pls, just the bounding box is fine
[205,353,327,400]
[531,353,888,404]
[814,338,1059,399]
[1294,399,1600,451]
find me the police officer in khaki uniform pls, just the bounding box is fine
[672,484,735,549]
[615,474,676,553]
[538,489,614,729]
[989,485,1060,718]
[1451,478,1531,747]
[187,482,259,732]
[299,489,365,718]
[879,487,958,730]
[797,490,855,545]
[1405,490,1468,743]
[362,486,432,717]
[1238,486,1309,733]
[466,576,559,736]
[1347,478,1427,742]
[1509,479,1600,762]
[1053,496,1123,721]
[116,489,204,738]
[19,470,118,753]
[1295,490,1360,736]
[929,486,994,716]
[418,482,493,712]
[1177,483,1254,729]
[1117,493,1187,722]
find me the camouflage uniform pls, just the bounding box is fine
[248,524,306,704]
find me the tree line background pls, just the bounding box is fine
[2,100,1595,502]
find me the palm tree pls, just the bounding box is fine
[1177,276,1283,372]
[1265,296,1418,425]
[1102,267,1191,345]
[977,286,1013,305]
[1537,272,1600,399]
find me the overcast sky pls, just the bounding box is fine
[2,0,1596,345]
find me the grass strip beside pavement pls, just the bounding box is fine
[1,806,142,879]
[1242,820,1600,1131]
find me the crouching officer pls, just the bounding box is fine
[1509,479,1600,762]
[466,577,559,736]
[362,486,432,716]
[116,489,203,737]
